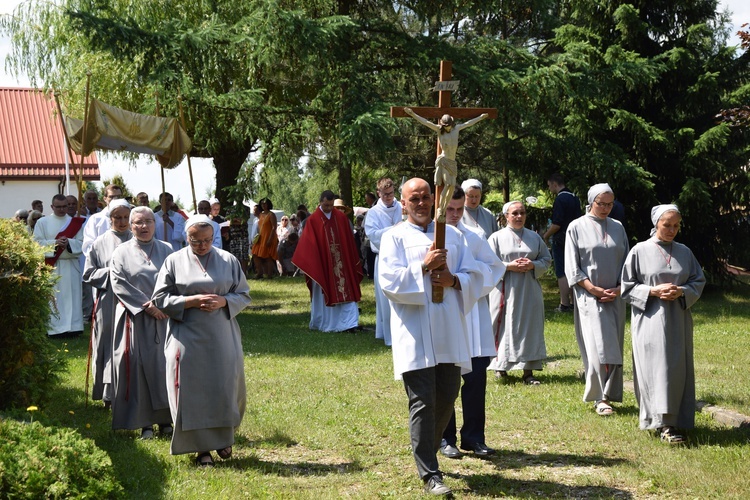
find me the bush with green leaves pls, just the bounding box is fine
[0,417,123,498]
[0,219,65,410]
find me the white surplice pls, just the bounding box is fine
[378,222,483,380]
[363,198,403,345]
[456,221,505,358]
[33,214,84,335]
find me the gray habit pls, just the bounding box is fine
[110,238,174,430]
[83,229,132,401]
[621,237,705,430]
[152,246,251,455]
[462,205,497,239]
[565,215,629,403]
[488,227,551,371]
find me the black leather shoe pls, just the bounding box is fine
[424,475,452,496]
[440,443,463,459]
[461,442,496,457]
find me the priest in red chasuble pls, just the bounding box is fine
[292,190,363,332]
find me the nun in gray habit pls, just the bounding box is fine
[621,205,705,444]
[565,183,629,416]
[152,214,252,465]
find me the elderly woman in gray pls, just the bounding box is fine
[621,205,705,444]
[565,183,629,416]
[152,215,252,466]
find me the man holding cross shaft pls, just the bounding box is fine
[378,178,484,496]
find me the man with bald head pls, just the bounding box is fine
[378,178,483,496]
[66,195,80,217]
[84,190,101,216]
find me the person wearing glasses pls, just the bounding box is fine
[33,194,85,338]
[152,215,251,466]
[487,200,551,386]
[82,184,124,257]
[363,177,402,346]
[110,207,174,439]
[565,183,629,417]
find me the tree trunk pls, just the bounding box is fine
[339,155,353,208]
[213,148,252,211]
[501,127,510,203]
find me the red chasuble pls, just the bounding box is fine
[292,207,363,306]
[44,216,86,266]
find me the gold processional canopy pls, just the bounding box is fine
[63,98,192,169]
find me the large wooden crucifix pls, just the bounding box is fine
[391,60,497,302]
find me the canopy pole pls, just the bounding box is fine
[78,72,92,205]
[155,92,168,241]
[177,94,197,213]
[52,90,84,211]
[78,72,93,408]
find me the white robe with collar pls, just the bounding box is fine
[455,221,506,358]
[364,198,403,345]
[378,222,483,379]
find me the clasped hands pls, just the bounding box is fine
[584,280,620,303]
[507,257,534,273]
[186,293,227,312]
[650,283,683,301]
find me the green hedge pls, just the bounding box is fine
[0,219,65,410]
[0,417,123,498]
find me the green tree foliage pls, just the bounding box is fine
[0,220,65,410]
[546,1,750,280]
[3,0,749,280]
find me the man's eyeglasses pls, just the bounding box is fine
[132,220,155,227]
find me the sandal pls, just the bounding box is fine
[523,374,541,385]
[216,446,233,460]
[595,401,614,416]
[494,370,508,380]
[659,427,686,445]
[195,452,214,467]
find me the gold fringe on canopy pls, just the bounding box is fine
[64,99,192,169]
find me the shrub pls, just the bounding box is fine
[0,417,124,498]
[0,219,65,410]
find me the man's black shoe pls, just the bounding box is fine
[440,442,463,459]
[461,442,496,457]
[424,475,452,496]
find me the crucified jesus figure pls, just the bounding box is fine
[403,107,489,221]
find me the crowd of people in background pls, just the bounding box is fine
[8,172,705,494]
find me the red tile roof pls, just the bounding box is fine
[0,87,100,180]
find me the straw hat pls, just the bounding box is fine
[333,198,352,214]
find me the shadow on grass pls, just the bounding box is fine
[44,386,168,499]
[688,425,750,447]
[224,455,363,476]
[446,449,631,497]
[224,431,364,475]
[461,473,633,498]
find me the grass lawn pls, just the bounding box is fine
[22,275,750,498]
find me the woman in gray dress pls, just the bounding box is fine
[152,215,251,466]
[565,183,629,416]
[110,207,174,438]
[83,199,132,407]
[488,201,551,384]
[621,205,705,444]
